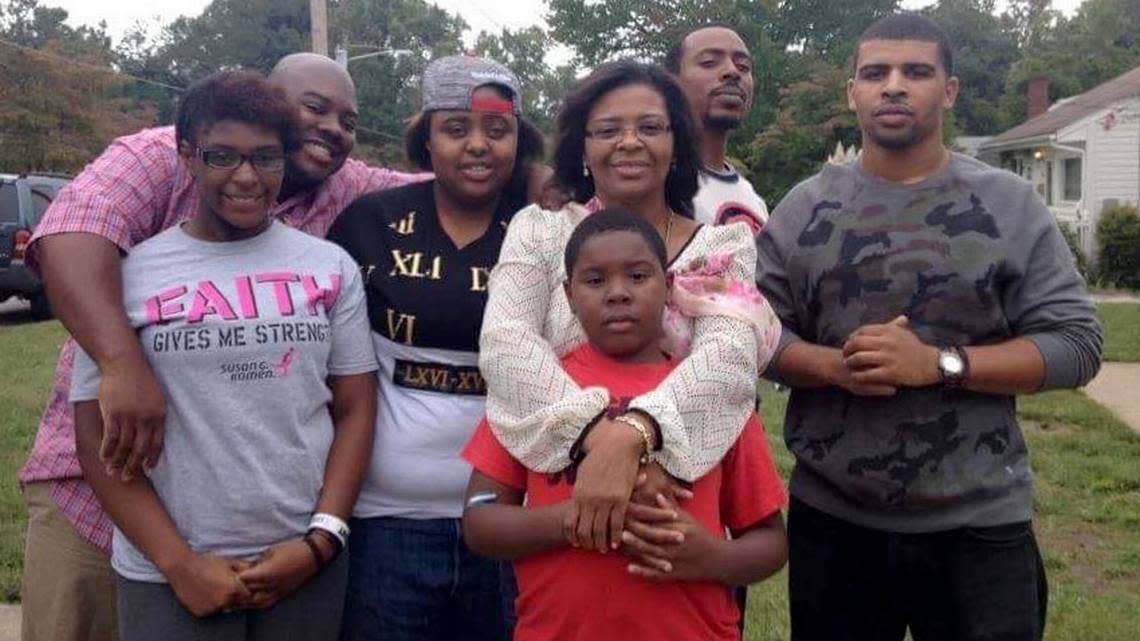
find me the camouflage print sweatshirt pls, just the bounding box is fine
[757,153,1103,532]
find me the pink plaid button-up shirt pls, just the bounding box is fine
[19,126,425,552]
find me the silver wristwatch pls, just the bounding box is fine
[937,346,969,388]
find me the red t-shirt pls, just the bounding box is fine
[463,344,787,641]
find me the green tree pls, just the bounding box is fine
[1000,0,1059,50]
[0,0,155,172]
[331,0,466,164]
[548,0,780,65]
[773,0,899,64]
[115,0,469,164]
[152,0,309,83]
[0,0,109,52]
[547,0,792,167]
[923,0,1020,134]
[746,59,859,203]
[1005,0,1140,126]
[113,0,312,122]
[113,19,178,120]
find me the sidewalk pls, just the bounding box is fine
[1091,292,1140,304]
[1082,362,1140,434]
[0,604,17,641]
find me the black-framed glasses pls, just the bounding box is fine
[196,147,286,172]
[584,120,672,142]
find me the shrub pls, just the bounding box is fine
[1097,204,1140,290]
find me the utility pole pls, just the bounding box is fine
[310,0,329,56]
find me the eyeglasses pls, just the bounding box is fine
[196,147,286,172]
[584,120,672,143]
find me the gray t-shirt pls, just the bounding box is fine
[758,153,1102,532]
[71,222,377,582]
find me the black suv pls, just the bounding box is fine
[0,173,71,319]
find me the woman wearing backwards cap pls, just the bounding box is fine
[326,55,543,641]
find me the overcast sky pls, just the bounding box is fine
[41,0,1086,50]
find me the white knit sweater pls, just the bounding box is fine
[479,203,773,481]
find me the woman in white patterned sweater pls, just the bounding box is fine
[479,60,781,553]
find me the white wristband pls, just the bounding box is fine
[309,513,350,549]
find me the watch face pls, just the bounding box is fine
[940,350,964,376]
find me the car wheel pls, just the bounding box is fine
[29,291,53,320]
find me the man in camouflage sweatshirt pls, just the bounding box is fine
[757,13,1102,641]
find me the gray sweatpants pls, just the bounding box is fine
[115,554,348,641]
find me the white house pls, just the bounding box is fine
[978,66,1140,259]
[954,136,994,158]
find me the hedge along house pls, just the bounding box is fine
[978,65,1140,262]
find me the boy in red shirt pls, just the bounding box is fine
[462,208,788,641]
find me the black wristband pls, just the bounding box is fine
[302,534,327,571]
[307,528,343,562]
[568,411,605,464]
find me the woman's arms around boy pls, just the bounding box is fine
[461,465,787,587]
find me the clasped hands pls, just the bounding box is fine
[835,315,942,396]
[165,535,333,618]
[572,460,723,582]
[565,414,721,582]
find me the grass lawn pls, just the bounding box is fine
[743,385,1140,641]
[1098,303,1140,362]
[0,319,67,601]
[2,320,1139,641]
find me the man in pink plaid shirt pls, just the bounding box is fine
[18,53,430,641]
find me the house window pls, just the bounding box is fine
[1063,158,1082,201]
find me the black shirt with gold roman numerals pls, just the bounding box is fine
[327,180,514,355]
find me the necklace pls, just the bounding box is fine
[663,210,675,249]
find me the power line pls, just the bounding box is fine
[0,35,410,142]
[0,36,185,92]
[0,36,408,143]
[467,0,508,33]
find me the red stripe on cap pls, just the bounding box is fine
[470,97,514,114]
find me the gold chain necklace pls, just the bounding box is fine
[663,211,675,250]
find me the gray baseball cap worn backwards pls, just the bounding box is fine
[422,55,523,115]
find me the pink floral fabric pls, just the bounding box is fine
[663,252,782,364]
[582,197,781,367]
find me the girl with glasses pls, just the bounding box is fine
[71,70,378,641]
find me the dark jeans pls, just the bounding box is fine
[340,516,511,641]
[788,497,1047,641]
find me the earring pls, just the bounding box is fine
[670,159,677,173]
[582,161,590,178]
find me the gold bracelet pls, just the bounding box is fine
[614,414,654,465]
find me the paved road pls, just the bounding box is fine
[1082,362,1140,435]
